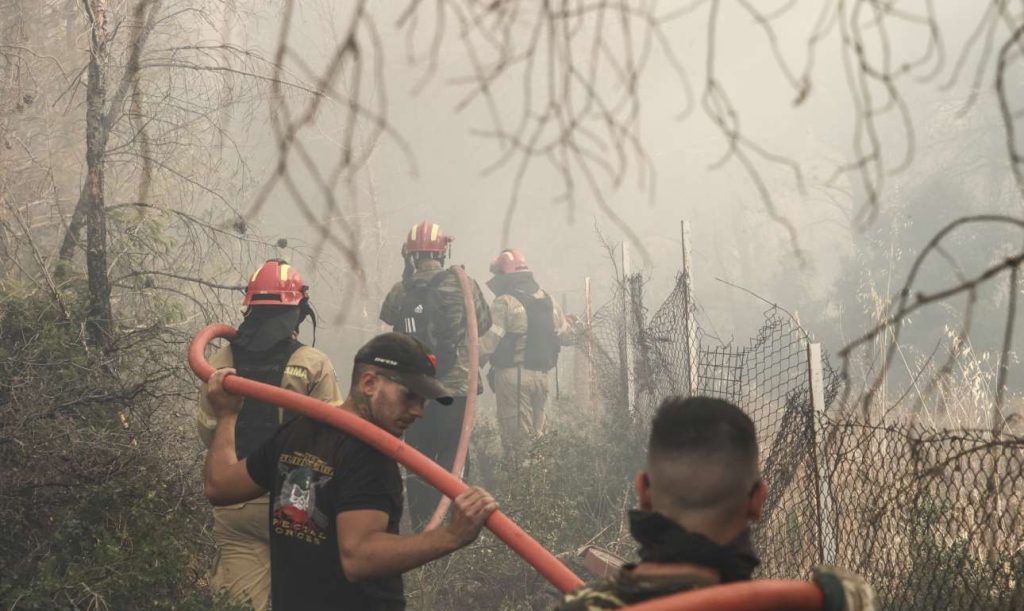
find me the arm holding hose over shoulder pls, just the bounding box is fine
[189,323,584,593]
[202,368,266,505]
[196,346,233,447]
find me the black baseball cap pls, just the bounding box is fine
[354,333,454,405]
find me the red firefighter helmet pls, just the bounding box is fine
[403,221,454,256]
[490,249,530,274]
[243,259,308,306]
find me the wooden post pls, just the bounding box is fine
[808,342,836,565]
[621,242,636,414]
[584,276,598,410]
[681,221,699,395]
[556,292,568,400]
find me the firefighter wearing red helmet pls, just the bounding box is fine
[488,248,530,275]
[379,221,492,530]
[480,249,576,461]
[196,259,343,611]
[242,258,308,306]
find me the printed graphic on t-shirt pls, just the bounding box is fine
[273,451,334,544]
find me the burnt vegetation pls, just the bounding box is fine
[1,1,1022,609]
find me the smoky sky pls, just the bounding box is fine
[219,2,1019,370]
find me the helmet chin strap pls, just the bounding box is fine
[401,244,416,281]
[299,297,318,346]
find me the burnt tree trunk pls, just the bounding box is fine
[57,183,89,264]
[84,0,112,345]
[58,0,157,266]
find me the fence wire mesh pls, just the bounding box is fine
[819,420,1024,609]
[573,269,1024,609]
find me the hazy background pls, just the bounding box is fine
[217,2,1020,389]
[5,5,1021,608]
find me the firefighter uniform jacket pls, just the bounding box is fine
[479,291,574,367]
[379,267,492,397]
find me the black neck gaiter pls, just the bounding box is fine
[233,306,301,352]
[486,271,540,296]
[628,510,760,583]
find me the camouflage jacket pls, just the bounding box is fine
[379,267,492,396]
[554,570,716,610]
[555,566,877,611]
[196,343,343,447]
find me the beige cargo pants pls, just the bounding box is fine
[210,495,270,611]
[493,366,550,455]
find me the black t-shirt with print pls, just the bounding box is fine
[246,416,405,611]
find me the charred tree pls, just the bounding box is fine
[83,0,112,345]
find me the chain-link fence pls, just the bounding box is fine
[821,420,1024,609]
[574,268,1024,609]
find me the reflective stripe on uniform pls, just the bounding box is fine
[284,365,308,381]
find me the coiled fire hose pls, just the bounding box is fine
[189,323,583,594]
[423,265,479,531]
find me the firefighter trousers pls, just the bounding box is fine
[210,495,270,611]
[493,366,550,457]
[405,396,469,531]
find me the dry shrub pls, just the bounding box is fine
[0,283,237,610]
[405,391,643,610]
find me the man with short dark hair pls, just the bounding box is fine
[556,396,874,610]
[642,396,764,554]
[203,332,499,611]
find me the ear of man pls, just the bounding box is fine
[359,367,380,396]
[349,363,380,398]
[635,471,653,512]
[747,480,768,522]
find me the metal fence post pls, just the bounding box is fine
[621,242,636,414]
[583,277,598,411]
[807,341,836,565]
[681,221,698,395]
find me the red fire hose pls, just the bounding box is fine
[618,580,824,611]
[189,323,582,594]
[191,324,828,609]
[423,266,479,530]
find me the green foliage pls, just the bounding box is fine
[3,478,226,611]
[0,286,229,609]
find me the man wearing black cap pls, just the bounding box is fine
[203,332,499,611]
[196,259,340,611]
